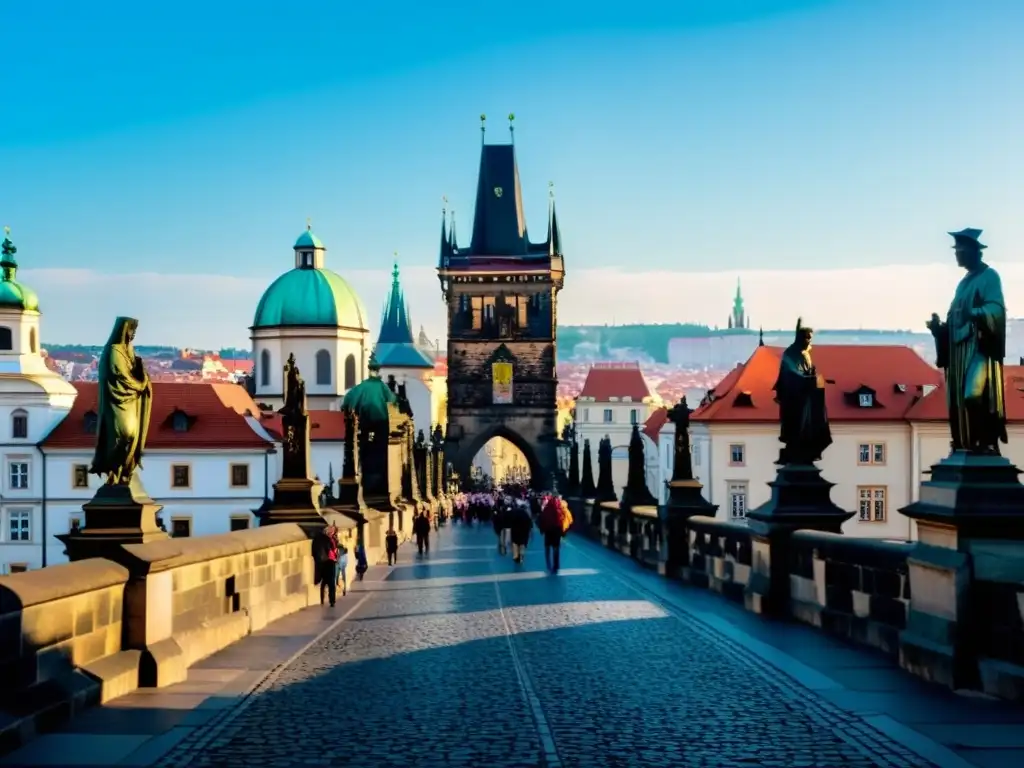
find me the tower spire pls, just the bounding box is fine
[438,197,450,269]
[547,181,562,257]
[480,113,486,145]
[508,112,515,144]
[758,326,765,347]
[1,226,18,280]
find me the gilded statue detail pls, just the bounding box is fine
[927,228,1007,454]
[90,317,153,485]
[774,318,832,464]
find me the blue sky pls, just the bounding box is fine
[2,0,1023,347]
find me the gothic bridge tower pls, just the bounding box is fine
[438,116,565,490]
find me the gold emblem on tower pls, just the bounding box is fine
[494,187,503,198]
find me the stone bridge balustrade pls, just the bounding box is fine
[685,516,752,602]
[788,531,912,656]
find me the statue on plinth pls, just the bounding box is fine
[580,439,597,498]
[926,228,1007,455]
[667,396,693,481]
[595,435,617,502]
[774,318,832,465]
[279,353,311,479]
[90,317,153,486]
[622,423,657,507]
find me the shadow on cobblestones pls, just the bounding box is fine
[149,528,942,768]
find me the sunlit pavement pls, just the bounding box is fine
[7,524,1022,768]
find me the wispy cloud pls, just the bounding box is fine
[22,261,1024,350]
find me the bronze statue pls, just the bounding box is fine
[90,317,153,485]
[667,396,693,481]
[774,318,832,464]
[281,353,306,415]
[927,228,1007,454]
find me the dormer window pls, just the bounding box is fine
[858,393,874,408]
[172,411,190,432]
[83,411,98,434]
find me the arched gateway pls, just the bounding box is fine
[438,119,565,490]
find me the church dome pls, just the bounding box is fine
[252,228,368,330]
[341,354,396,422]
[0,229,39,312]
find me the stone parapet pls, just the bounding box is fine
[685,516,752,602]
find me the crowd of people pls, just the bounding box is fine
[311,487,574,601]
[454,488,574,574]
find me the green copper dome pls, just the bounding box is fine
[253,228,368,330]
[253,268,368,329]
[342,361,396,423]
[0,230,39,312]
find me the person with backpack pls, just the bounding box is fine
[313,524,340,606]
[539,496,571,574]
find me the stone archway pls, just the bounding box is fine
[454,425,544,491]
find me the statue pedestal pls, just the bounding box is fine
[255,477,326,538]
[744,463,853,616]
[899,451,1024,697]
[658,479,718,577]
[58,477,169,564]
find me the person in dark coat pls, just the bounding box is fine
[385,528,399,565]
[493,500,510,555]
[508,501,533,565]
[312,524,339,606]
[413,512,431,555]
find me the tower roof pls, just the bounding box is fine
[0,227,39,312]
[374,262,433,369]
[443,124,558,266]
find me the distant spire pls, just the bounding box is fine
[438,198,450,269]
[508,112,515,144]
[758,326,765,347]
[306,217,312,231]
[547,182,562,257]
[480,113,486,144]
[449,209,458,252]
[377,257,415,346]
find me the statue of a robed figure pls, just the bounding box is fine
[774,318,832,465]
[60,318,169,562]
[90,317,153,485]
[255,354,326,532]
[926,228,1007,455]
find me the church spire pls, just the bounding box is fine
[547,182,563,258]
[437,199,451,270]
[378,258,414,345]
[730,277,746,330]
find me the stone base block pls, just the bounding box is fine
[80,649,142,704]
[58,480,169,564]
[899,629,961,690]
[140,637,187,688]
[0,668,102,756]
[979,657,1024,701]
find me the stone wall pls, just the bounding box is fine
[0,523,320,754]
[685,516,752,603]
[0,560,135,752]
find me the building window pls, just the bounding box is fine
[316,349,331,386]
[230,515,250,531]
[858,486,886,522]
[728,482,748,520]
[858,392,874,407]
[693,441,701,466]
[7,563,27,574]
[582,408,590,423]
[8,510,31,541]
[230,463,249,488]
[0,327,11,351]
[603,409,613,423]
[73,464,89,489]
[29,327,37,353]
[8,461,28,490]
[344,354,357,390]
[69,515,82,532]
[171,517,192,538]
[11,410,28,439]
[260,349,270,388]
[630,409,639,425]
[171,464,191,488]
[857,443,886,465]
[728,443,745,466]
[84,411,98,434]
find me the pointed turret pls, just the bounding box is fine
[730,277,746,330]
[437,209,450,270]
[375,261,433,370]
[546,184,563,258]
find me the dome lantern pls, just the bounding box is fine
[0,227,40,312]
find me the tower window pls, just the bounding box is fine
[260,349,270,388]
[344,354,357,390]
[29,328,37,353]
[11,410,27,439]
[316,349,331,386]
[0,327,11,351]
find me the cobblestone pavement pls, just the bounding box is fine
[156,524,940,768]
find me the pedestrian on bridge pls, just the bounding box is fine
[414,511,431,555]
[508,499,533,565]
[539,497,572,575]
[493,498,511,555]
[385,528,399,565]
[313,524,340,607]
[336,543,349,597]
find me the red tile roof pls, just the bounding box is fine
[578,363,652,402]
[643,408,668,441]
[43,382,272,450]
[906,365,1024,423]
[692,345,941,423]
[260,410,346,442]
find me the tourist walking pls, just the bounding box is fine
[385,528,399,565]
[508,499,533,565]
[336,542,349,597]
[539,496,572,574]
[313,524,339,606]
[493,499,510,555]
[414,512,431,555]
[355,543,368,581]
